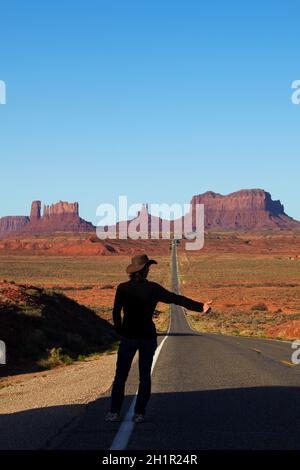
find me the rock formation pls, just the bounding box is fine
[0,200,94,236]
[0,190,299,237]
[112,191,300,234]
[43,201,79,218]
[190,189,300,230]
[116,204,165,236]
[0,216,29,234]
[30,201,41,221]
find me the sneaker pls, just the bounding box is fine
[105,412,121,422]
[134,414,145,423]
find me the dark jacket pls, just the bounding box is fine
[112,279,204,339]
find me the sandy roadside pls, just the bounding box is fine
[0,353,118,450]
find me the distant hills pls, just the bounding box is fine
[0,189,299,237]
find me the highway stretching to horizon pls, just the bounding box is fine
[57,242,300,451]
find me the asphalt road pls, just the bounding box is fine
[58,242,300,450]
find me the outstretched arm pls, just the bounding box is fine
[156,284,211,313]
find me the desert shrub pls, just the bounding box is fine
[20,305,43,317]
[105,244,117,253]
[65,332,85,350]
[22,329,48,358]
[38,347,73,369]
[25,288,42,297]
[0,285,118,373]
[251,303,268,312]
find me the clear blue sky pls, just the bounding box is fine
[0,0,299,223]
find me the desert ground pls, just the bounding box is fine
[1,230,300,378]
[0,253,171,330]
[1,231,300,450]
[178,231,300,339]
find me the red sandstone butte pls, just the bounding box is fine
[0,190,299,237]
[30,201,41,221]
[0,216,29,234]
[0,200,94,236]
[189,189,300,231]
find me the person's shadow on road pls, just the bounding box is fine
[1,386,300,451]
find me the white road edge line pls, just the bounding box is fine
[109,246,175,451]
[109,314,171,451]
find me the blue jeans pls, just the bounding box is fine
[111,337,157,415]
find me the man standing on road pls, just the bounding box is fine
[106,254,212,423]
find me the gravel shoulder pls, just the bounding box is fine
[0,353,117,450]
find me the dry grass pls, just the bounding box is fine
[178,251,300,339]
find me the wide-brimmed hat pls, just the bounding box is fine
[126,254,158,274]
